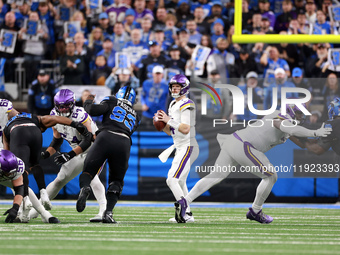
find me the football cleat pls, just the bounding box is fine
[40,189,52,210]
[246,207,273,224]
[76,186,91,212]
[102,210,117,224]
[21,196,33,223]
[174,197,188,223]
[169,212,194,223]
[48,217,60,224]
[90,214,103,223]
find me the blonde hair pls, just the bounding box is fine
[88,27,103,48]
[71,11,86,28]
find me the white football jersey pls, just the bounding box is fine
[168,98,197,148]
[235,110,293,153]
[51,106,98,150]
[0,99,13,148]
[0,156,25,182]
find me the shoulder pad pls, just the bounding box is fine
[180,98,195,111]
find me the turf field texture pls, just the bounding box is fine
[0,201,339,255]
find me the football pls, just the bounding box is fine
[153,112,166,131]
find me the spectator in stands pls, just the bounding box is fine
[242,0,253,31]
[164,14,178,45]
[134,0,154,24]
[75,89,91,107]
[260,45,290,77]
[141,65,168,128]
[207,37,235,84]
[322,72,340,118]
[227,25,242,58]
[19,11,49,84]
[97,37,116,68]
[166,44,186,74]
[176,0,193,28]
[88,27,104,56]
[233,47,258,80]
[186,19,202,46]
[244,12,262,34]
[308,110,322,124]
[69,11,89,38]
[313,9,331,34]
[105,0,130,27]
[261,16,274,34]
[194,6,209,35]
[274,0,297,33]
[205,1,229,34]
[277,31,299,71]
[59,40,85,85]
[105,67,139,94]
[28,69,58,115]
[305,43,329,79]
[258,0,275,29]
[175,28,192,60]
[137,40,168,84]
[291,67,312,92]
[294,0,305,13]
[321,0,332,19]
[295,10,311,34]
[15,1,29,28]
[0,12,22,83]
[122,28,149,67]
[123,8,140,34]
[305,0,317,25]
[237,71,263,121]
[146,0,157,13]
[251,40,266,75]
[151,26,171,53]
[264,67,298,110]
[152,7,167,30]
[74,32,93,85]
[91,55,111,85]
[97,12,113,38]
[211,18,227,47]
[38,1,56,60]
[190,0,212,18]
[140,17,152,44]
[111,22,131,52]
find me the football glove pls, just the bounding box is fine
[41,151,50,159]
[3,204,20,223]
[54,151,76,166]
[70,121,88,136]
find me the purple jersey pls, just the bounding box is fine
[135,9,154,21]
[106,4,129,26]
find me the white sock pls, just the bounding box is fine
[90,175,107,214]
[252,173,277,213]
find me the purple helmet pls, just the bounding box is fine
[286,103,306,123]
[54,89,75,117]
[168,74,190,98]
[0,150,18,177]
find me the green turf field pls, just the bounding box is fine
[0,203,339,255]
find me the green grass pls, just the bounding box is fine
[0,203,340,255]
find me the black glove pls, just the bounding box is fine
[70,121,88,135]
[3,204,20,223]
[41,151,50,159]
[54,151,76,166]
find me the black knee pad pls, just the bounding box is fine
[107,181,123,198]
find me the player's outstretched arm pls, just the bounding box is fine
[83,95,109,116]
[39,115,73,130]
[274,120,332,138]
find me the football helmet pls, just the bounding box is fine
[116,86,136,105]
[286,103,306,123]
[0,150,18,179]
[328,97,340,120]
[168,74,190,98]
[54,89,75,117]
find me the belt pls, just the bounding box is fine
[10,123,36,133]
[107,130,129,139]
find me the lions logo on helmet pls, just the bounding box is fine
[328,97,340,120]
[116,86,136,105]
[168,74,190,98]
[54,89,76,117]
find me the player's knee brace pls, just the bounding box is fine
[107,181,123,198]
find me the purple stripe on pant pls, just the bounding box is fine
[243,142,272,177]
[173,146,193,179]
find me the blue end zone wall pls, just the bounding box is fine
[9,129,338,199]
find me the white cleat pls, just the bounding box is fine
[21,196,33,223]
[40,189,52,210]
[169,212,194,223]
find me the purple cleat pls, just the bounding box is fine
[246,207,273,224]
[174,197,188,223]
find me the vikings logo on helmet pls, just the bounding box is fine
[168,74,190,98]
[54,89,76,117]
[328,97,340,120]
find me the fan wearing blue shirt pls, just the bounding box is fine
[260,46,290,78]
[96,37,116,68]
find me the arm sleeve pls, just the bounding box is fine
[279,121,316,137]
[84,99,110,116]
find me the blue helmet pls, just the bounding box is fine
[328,97,340,120]
[116,86,136,105]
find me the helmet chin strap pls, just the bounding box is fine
[172,92,180,98]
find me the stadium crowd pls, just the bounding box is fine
[0,0,338,125]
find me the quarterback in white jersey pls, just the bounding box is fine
[29,89,106,222]
[0,99,19,148]
[175,104,332,224]
[157,74,199,223]
[0,149,59,223]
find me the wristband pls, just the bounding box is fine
[12,203,20,211]
[167,119,180,129]
[67,150,77,159]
